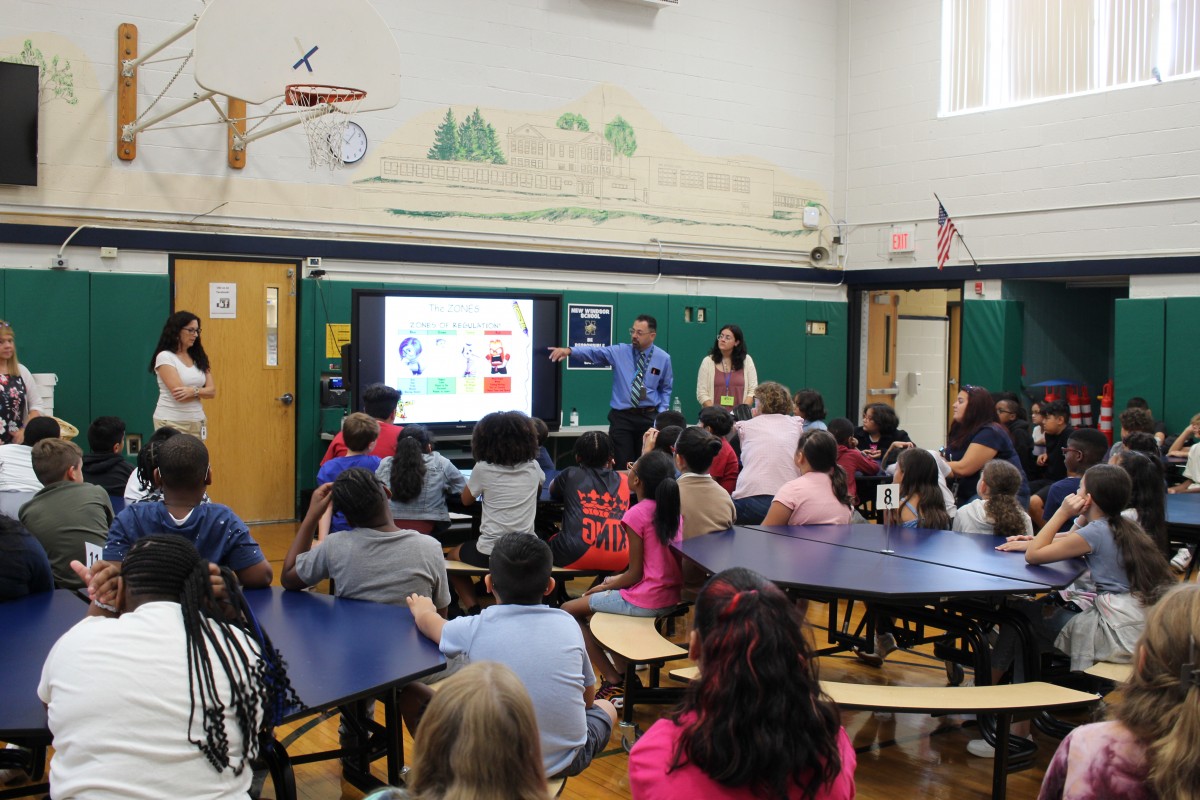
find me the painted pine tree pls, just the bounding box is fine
[427,108,458,160]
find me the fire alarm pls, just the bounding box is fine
[974,281,983,296]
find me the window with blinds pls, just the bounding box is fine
[941,0,1200,114]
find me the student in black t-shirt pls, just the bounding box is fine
[547,431,630,570]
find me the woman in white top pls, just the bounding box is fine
[696,324,758,410]
[150,311,214,438]
[0,321,45,444]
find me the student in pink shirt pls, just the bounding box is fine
[628,567,856,800]
[562,450,682,705]
[761,430,854,527]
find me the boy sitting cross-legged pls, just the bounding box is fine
[407,533,617,779]
[103,434,271,588]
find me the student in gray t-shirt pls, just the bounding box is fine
[408,534,617,779]
[282,467,450,609]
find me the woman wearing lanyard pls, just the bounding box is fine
[150,311,214,438]
[0,321,45,443]
[696,324,757,411]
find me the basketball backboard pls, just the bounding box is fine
[193,0,402,112]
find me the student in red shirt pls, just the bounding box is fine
[320,383,403,464]
[698,407,740,494]
[827,417,880,504]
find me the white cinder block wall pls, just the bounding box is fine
[835,0,1200,273]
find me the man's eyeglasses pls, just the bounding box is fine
[629,327,651,336]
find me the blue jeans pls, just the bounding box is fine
[733,494,774,524]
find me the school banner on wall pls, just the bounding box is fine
[566,304,613,370]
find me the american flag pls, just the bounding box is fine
[936,200,957,270]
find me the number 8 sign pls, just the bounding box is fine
[876,482,901,510]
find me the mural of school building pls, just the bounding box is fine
[376,122,818,221]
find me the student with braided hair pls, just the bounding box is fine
[39,535,297,799]
[1038,583,1200,800]
[547,430,630,569]
[629,567,856,799]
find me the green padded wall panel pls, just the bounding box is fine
[666,295,717,422]
[4,269,91,430]
[1164,298,1200,433]
[1113,299,1165,423]
[559,291,619,428]
[803,300,849,419]
[961,300,1023,394]
[714,298,807,399]
[89,273,169,446]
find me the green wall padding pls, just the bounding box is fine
[1004,281,1119,393]
[666,295,717,423]
[1164,297,1200,433]
[714,297,807,400]
[1113,298,1165,422]
[961,300,1023,395]
[89,273,169,444]
[803,301,849,419]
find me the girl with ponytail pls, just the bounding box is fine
[1039,583,1200,800]
[975,464,1174,757]
[375,424,466,537]
[883,447,951,530]
[629,567,856,799]
[953,459,1033,537]
[563,450,684,703]
[761,430,853,526]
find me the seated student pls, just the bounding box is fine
[977,465,1175,757]
[0,416,59,520]
[953,460,1033,537]
[1032,428,1109,531]
[674,427,735,600]
[1037,583,1199,800]
[1030,399,1072,493]
[762,430,854,527]
[1165,411,1200,457]
[1168,436,1200,494]
[562,450,683,702]
[80,416,133,497]
[0,515,53,601]
[375,424,466,537]
[629,567,856,800]
[854,403,910,464]
[123,426,213,507]
[1114,450,1170,560]
[995,395,1037,480]
[448,411,544,613]
[531,416,555,472]
[548,431,630,570]
[827,417,880,504]
[794,388,828,432]
[698,407,739,494]
[104,434,272,588]
[402,661,549,800]
[320,383,403,464]
[1123,396,1168,447]
[882,447,952,530]
[407,534,617,780]
[315,412,382,538]
[20,438,113,590]
[653,409,687,433]
[283,468,450,607]
[1107,407,1157,463]
[39,535,296,800]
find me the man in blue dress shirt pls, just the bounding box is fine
[549,314,673,468]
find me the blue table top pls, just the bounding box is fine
[749,523,1084,588]
[0,588,445,737]
[1167,492,1200,528]
[677,528,1073,601]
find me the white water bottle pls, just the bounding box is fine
[569,407,579,427]
[671,396,682,414]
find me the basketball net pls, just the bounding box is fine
[284,84,366,170]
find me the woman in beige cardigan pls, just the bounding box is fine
[696,324,757,410]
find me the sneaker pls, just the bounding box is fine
[1170,547,1193,573]
[853,633,897,667]
[596,679,625,708]
[967,736,1030,758]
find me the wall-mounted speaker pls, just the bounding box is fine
[810,246,831,265]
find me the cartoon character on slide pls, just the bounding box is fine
[488,339,510,375]
[399,337,424,376]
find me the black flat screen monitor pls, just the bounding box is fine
[351,289,562,437]
[0,62,38,186]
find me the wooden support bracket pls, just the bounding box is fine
[227,98,247,169]
[116,23,138,161]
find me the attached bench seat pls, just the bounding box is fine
[1083,660,1132,684]
[442,559,604,578]
[669,666,1099,800]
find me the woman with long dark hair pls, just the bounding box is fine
[944,385,1029,507]
[39,535,297,798]
[149,311,213,438]
[629,567,856,799]
[696,324,757,410]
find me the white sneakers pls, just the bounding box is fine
[1170,547,1193,572]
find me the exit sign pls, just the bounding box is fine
[889,225,916,254]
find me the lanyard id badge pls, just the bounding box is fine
[719,368,735,406]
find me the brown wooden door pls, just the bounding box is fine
[947,300,963,428]
[865,291,899,408]
[173,260,297,522]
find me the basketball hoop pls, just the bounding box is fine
[284,84,367,169]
